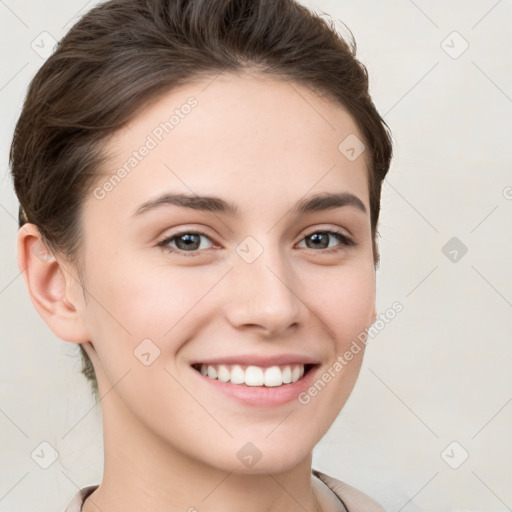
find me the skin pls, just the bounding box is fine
[18,70,377,512]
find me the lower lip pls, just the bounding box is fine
[192,365,320,407]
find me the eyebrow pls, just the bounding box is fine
[131,191,367,218]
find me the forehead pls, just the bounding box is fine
[90,71,369,221]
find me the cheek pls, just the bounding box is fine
[89,258,199,326]
[300,265,375,418]
[83,258,228,361]
[312,262,376,344]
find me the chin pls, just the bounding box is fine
[196,435,315,475]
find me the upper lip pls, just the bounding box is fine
[190,354,321,367]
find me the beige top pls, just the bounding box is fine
[64,469,386,512]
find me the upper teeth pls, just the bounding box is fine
[198,364,305,387]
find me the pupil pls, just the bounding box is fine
[177,234,200,250]
[308,233,328,249]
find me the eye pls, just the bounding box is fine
[157,231,215,256]
[157,228,355,257]
[296,230,355,253]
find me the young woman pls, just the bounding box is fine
[11,0,393,510]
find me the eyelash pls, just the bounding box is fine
[156,229,356,257]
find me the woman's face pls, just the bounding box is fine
[74,71,376,473]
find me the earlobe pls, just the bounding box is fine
[17,223,90,344]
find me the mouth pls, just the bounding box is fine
[191,362,317,387]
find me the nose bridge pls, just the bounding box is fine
[224,238,303,334]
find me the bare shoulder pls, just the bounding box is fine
[312,469,387,512]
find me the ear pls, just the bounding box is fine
[17,223,90,344]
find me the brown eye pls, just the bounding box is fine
[157,231,214,256]
[298,230,355,252]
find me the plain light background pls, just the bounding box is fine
[1,1,511,511]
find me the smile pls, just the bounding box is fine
[191,363,315,387]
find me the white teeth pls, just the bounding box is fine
[230,365,245,384]
[245,366,264,386]
[217,364,230,383]
[264,366,283,387]
[196,363,307,387]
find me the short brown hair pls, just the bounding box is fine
[10,0,393,398]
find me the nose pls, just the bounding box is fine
[222,245,304,338]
